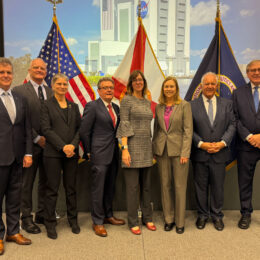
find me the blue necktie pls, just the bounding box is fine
[254,86,259,112]
[207,99,213,126]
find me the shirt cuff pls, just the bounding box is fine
[246,134,253,141]
[25,154,32,157]
[198,141,203,148]
[221,140,227,147]
[34,135,41,144]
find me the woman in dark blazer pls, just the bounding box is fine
[41,73,81,239]
[153,76,193,234]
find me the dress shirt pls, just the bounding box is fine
[0,88,16,119]
[100,98,117,124]
[198,94,226,148]
[30,80,47,100]
[202,94,217,121]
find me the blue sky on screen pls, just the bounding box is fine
[3,0,260,70]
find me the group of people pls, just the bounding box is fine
[0,56,259,255]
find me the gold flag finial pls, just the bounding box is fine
[46,0,63,17]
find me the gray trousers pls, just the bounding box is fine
[124,167,152,228]
[157,148,189,228]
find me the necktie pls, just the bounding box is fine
[38,86,44,101]
[2,92,15,124]
[107,104,116,127]
[253,86,259,112]
[207,99,213,126]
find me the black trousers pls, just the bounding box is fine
[21,149,46,220]
[124,167,153,228]
[43,157,78,227]
[237,149,260,216]
[193,158,226,220]
[0,160,22,239]
[91,155,118,225]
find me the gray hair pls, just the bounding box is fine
[51,73,69,87]
[246,60,260,72]
[97,77,114,89]
[201,72,218,85]
[0,57,13,70]
[29,58,47,69]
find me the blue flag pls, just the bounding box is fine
[185,15,246,169]
[185,16,246,101]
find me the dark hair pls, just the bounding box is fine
[126,70,148,97]
[97,77,114,89]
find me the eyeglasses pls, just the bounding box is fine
[99,86,114,90]
[133,78,143,83]
[248,68,260,73]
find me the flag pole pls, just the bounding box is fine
[216,0,221,94]
[46,0,63,72]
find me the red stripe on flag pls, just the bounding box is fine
[130,24,146,73]
[69,78,87,108]
[65,91,74,103]
[112,77,127,99]
[78,73,96,101]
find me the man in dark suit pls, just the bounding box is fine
[0,58,33,255]
[13,58,53,234]
[233,60,260,229]
[190,72,236,231]
[80,77,125,237]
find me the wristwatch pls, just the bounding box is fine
[121,145,128,150]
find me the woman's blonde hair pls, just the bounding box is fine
[158,76,182,105]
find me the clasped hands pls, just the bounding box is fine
[63,144,75,158]
[248,134,260,149]
[201,142,225,154]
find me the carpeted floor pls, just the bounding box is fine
[1,211,260,259]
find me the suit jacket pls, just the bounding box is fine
[0,91,32,166]
[153,100,193,158]
[80,98,120,165]
[40,96,81,158]
[233,83,260,152]
[190,95,236,163]
[13,81,53,154]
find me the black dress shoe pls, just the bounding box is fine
[176,226,184,234]
[213,219,224,231]
[35,215,44,225]
[46,227,57,239]
[164,222,175,231]
[238,215,251,229]
[22,219,41,234]
[71,224,81,234]
[196,217,207,229]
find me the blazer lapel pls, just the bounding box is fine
[0,97,12,122]
[44,85,53,99]
[112,102,119,128]
[27,82,40,100]
[157,105,167,133]
[245,83,258,114]
[52,97,67,124]
[67,102,73,126]
[98,98,114,128]
[213,97,222,128]
[12,92,20,124]
[198,96,212,129]
[167,104,178,131]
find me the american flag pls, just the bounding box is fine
[38,16,95,114]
